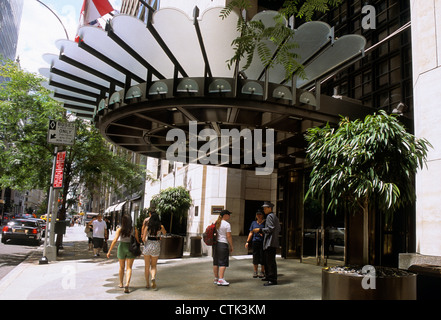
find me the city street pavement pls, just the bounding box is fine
[0,224,323,301]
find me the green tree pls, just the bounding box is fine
[151,186,192,235]
[221,0,343,80]
[0,58,149,219]
[0,58,64,192]
[304,111,431,263]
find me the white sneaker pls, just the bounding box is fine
[217,278,229,286]
[213,278,219,284]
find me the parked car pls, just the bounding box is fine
[1,219,42,245]
[1,213,12,225]
[84,212,99,225]
[28,218,47,237]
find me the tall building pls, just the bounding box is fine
[0,0,24,61]
[283,0,415,266]
[405,0,441,267]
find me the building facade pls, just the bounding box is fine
[405,0,441,266]
[116,0,420,264]
[0,0,24,61]
[46,0,441,269]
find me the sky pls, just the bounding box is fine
[16,0,122,75]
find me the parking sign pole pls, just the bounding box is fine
[39,146,58,264]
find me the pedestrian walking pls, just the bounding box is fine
[213,209,234,286]
[104,217,112,236]
[141,207,154,242]
[142,212,166,290]
[245,210,265,278]
[85,216,95,251]
[107,214,139,293]
[253,202,280,286]
[88,214,108,257]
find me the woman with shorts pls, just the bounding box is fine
[143,212,166,290]
[107,214,139,293]
[213,209,234,286]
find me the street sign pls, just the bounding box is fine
[53,151,66,189]
[48,120,75,145]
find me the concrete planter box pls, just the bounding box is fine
[322,266,417,300]
[159,235,184,259]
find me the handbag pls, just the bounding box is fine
[129,230,142,256]
[103,240,108,253]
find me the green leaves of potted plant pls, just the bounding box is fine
[305,111,431,299]
[151,186,192,258]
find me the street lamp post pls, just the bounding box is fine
[35,0,70,40]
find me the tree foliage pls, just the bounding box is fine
[0,57,63,190]
[221,0,343,80]
[151,186,192,235]
[304,111,431,219]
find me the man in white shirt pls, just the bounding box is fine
[88,214,107,257]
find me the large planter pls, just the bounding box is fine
[159,235,184,259]
[322,266,417,300]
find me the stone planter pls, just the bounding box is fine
[322,266,417,300]
[159,235,184,259]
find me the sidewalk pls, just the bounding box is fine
[0,224,323,300]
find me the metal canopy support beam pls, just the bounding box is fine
[78,40,145,84]
[54,92,96,106]
[50,67,108,92]
[48,80,100,99]
[193,6,212,79]
[63,104,95,113]
[59,53,125,88]
[144,2,189,78]
[105,21,165,80]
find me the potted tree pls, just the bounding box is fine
[151,186,192,259]
[305,111,431,299]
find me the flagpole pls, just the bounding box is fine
[35,0,70,40]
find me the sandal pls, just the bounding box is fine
[124,286,130,293]
[151,279,157,290]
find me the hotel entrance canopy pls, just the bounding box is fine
[41,6,373,171]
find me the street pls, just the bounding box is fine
[0,239,39,281]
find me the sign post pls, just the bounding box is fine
[40,121,75,264]
[48,120,75,145]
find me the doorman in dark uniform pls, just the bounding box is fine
[253,201,280,286]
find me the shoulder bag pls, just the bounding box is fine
[129,229,142,256]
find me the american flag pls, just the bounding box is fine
[75,0,115,42]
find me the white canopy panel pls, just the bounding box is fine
[153,8,204,77]
[41,6,365,119]
[56,39,127,86]
[78,26,147,82]
[199,7,241,78]
[110,14,175,79]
